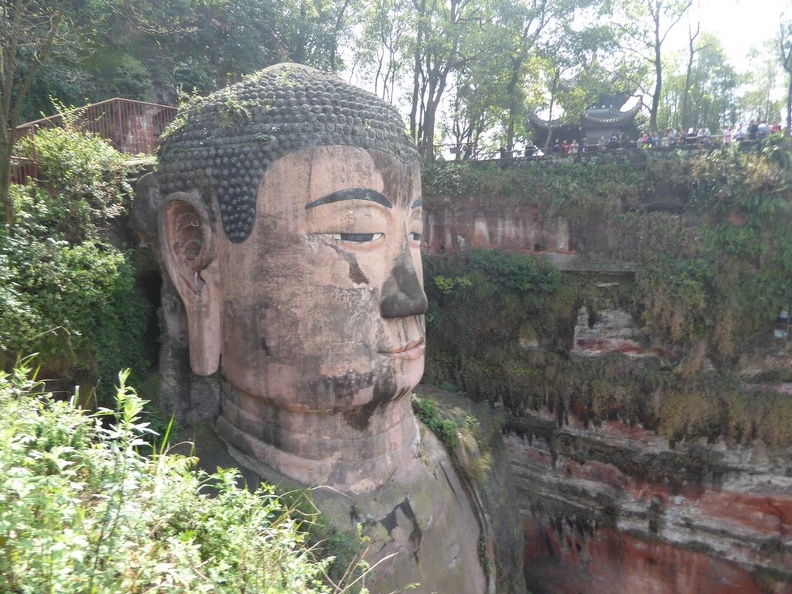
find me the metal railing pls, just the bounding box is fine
[11,98,178,184]
[429,134,782,163]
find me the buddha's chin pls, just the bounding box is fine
[392,353,425,395]
[310,355,424,413]
[221,349,425,414]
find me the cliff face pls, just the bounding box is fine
[421,155,792,593]
[424,204,570,255]
[506,417,792,594]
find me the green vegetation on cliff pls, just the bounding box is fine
[422,146,792,446]
[2,128,153,403]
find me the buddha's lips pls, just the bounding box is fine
[379,339,425,360]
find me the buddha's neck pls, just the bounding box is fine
[214,381,420,492]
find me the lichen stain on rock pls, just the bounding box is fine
[523,517,768,594]
[507,421,792,593]
[341,377,401,431]
[380,498,423,558]
[327,242,369,285]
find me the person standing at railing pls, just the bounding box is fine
[722,126,733,145]
[748,120,759,141]
[650,130,661,147]
[757,120,770,141]
[525,140,537,157]
[698,126,712,149]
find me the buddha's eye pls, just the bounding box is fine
[326,232,384,243]
[409,232,422,241]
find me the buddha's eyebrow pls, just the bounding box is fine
[305,188,393,210]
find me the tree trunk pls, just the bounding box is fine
[786,74,792,135]
[680,22,700,131]
[410,48,422,147]
[505,60,521,154]
[650,39,662,132]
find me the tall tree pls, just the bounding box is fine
[686,36,736,130]
[407,0,492,160]
[173,0,283,88]
[537,17,623,145]
[350,0,411,103]
[679,19,700,130]
[1,0,75,224]
[496,0,551,155]
[739,42,784,125]
[662,33,736,132]
[441,56,512,159]
[501,0,617,152]
[613,0,693,132]
[780,13,792,134]
[280,0,359,72]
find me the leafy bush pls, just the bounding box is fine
[3,128,152,402]
[18,125,130,243]
[1,189,151,400]
[0,363,345,593]
[469,248,560,294]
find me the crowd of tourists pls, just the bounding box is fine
[636,120,785,149]
[497,120,786,159]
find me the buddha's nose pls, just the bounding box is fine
[380,244,428,318]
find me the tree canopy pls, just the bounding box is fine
[3,0,791,217]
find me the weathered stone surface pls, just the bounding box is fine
[506,411,792,593]
[423,204,569,255]
[228,423,486,594]
[415,385,527,594]
[138,63,495,592]
[572,305,646,357]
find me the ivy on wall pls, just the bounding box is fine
[421,145,792,446]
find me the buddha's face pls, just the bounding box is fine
[217,145,427,414]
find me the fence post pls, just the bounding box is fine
[116,98,125,153]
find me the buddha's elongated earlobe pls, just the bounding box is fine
[159,191,222,375]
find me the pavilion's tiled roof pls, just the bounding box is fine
[582,103,641,124]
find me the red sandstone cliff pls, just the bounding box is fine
[422,195,792,593]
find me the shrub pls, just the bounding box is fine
[4,128,152,402]
[469,248,560,295]
[411,394,459,447]
[0,198,151,400]
[0,363,344,593]
[17,125,130,243]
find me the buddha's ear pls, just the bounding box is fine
[159,191,222,376]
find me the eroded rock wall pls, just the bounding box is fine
[506,415,792,594]
[424,204,569,255]
[421,178,792,593]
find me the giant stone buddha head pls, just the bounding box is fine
[156,63,428,491]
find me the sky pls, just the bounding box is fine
[691,0,787,70]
